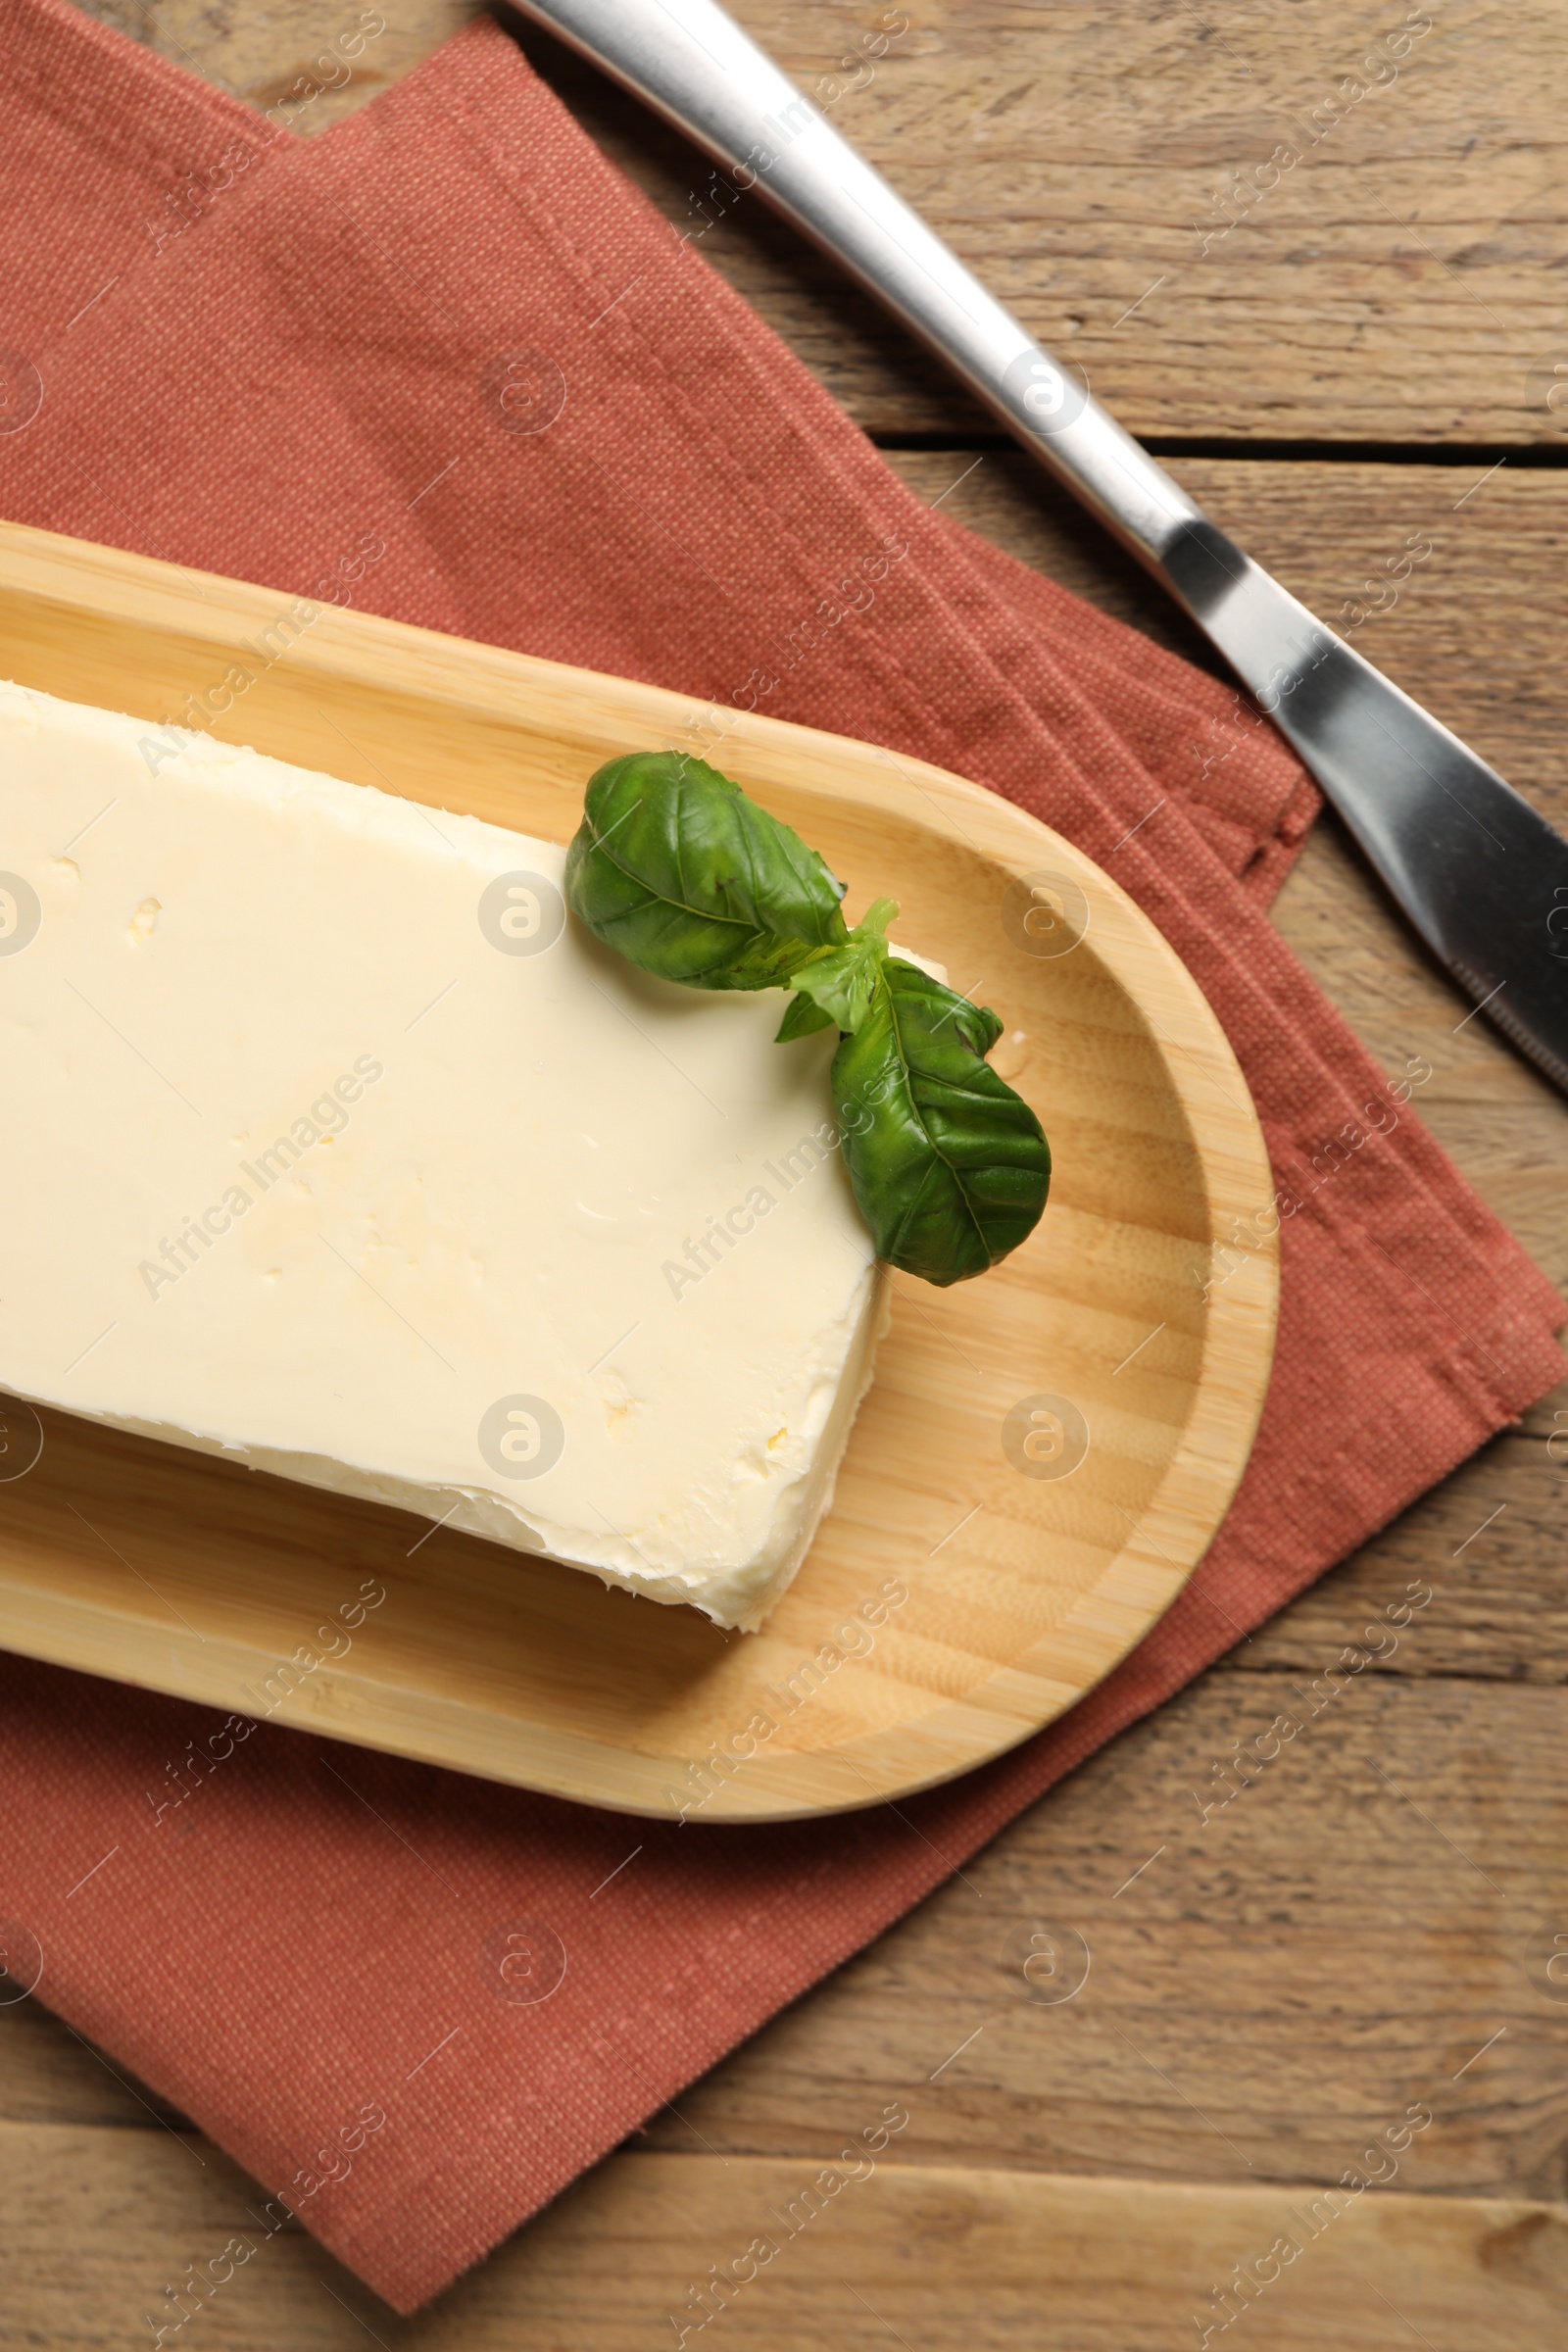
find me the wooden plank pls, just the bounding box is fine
[2,2127,1565,2348]
[74,0,1568,441]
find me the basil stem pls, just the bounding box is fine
[774,896,900,1041]
[564,751,849,990]
[833,958,1051,1287]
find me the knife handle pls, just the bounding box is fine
[513,0,1202,568]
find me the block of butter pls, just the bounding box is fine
[0,682,891,1630]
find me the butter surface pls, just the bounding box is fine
[0,684,889,1629]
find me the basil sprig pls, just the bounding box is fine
[564,752,1050,1287]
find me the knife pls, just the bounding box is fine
[510,0,1568,1096]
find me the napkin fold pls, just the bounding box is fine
[0,0,1561,2314]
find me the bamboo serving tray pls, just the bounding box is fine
[0,520,1277,1822]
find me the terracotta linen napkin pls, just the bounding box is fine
[0,0,1562,2315]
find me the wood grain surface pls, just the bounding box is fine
[9,2,1568,2346]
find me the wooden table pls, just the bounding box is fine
[9,4,1568,2343]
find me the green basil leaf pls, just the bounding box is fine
[783,895,899,1037]
[564,751,848,990]
[774,989,836,1042]
[833,957,1051,1286]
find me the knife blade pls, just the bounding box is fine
[511,0,1568,1094]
